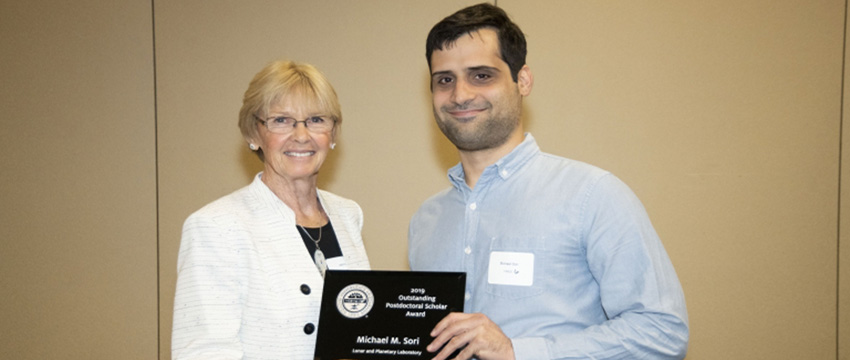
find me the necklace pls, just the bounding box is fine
[298,224,327,276]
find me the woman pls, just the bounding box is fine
[172,60,370,359]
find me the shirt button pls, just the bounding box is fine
[469,202,477,210]
[464,246,472,255]
[464,292,471,301]
[300,284,311,295]
[501,170,508,177]
[304,323,315,334]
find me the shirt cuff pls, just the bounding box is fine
[511,337,549,360]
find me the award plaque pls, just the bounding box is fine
[314,270,466,360]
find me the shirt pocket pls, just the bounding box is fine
[484,236,548,300]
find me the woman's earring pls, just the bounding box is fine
[330,143,336,150]
[249,144,257,150]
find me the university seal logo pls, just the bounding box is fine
[336,283,374,319]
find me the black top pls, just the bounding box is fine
[296,221,343,260]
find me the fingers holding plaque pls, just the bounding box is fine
[315,270,466,360]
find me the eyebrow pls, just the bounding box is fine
[467,65,500,73]
[431,70,454,78]
[265,111,328,118]
[431,65,501,77]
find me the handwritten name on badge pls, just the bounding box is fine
[487,251,534,286]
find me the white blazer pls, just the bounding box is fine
[172,173,370,360]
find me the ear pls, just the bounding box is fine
[517,65,533,97]
[245,135,261,150]
[331,124,340,144]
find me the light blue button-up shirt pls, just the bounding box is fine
[409,134,688,359]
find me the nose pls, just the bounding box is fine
[451,78,475,105]
[291,121,311,141]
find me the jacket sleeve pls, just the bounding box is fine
[171,211,249,360]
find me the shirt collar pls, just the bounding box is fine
[447,133,540,189]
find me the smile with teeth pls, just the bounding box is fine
[285,151,315,157]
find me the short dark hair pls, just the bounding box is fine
[426,3,527,82]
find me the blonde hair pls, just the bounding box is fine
[238,60,342,160]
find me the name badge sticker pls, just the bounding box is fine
[326,257,346,270]
[487,251,534,286]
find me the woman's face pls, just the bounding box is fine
[254,95,335,187]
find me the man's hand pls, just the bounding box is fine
[426,312,515,360]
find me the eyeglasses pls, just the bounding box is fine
[254,114,335,134]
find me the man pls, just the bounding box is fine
[408,3,689,360]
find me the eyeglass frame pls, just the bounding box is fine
[253,114,336,134]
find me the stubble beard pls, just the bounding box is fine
[434,102,520,152]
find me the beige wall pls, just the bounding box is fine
[841,3,850,359]
[1,0,845,359]
[0,0,158,359]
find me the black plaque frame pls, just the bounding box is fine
[314,270,465,360]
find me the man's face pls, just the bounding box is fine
[429,29,529,152]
